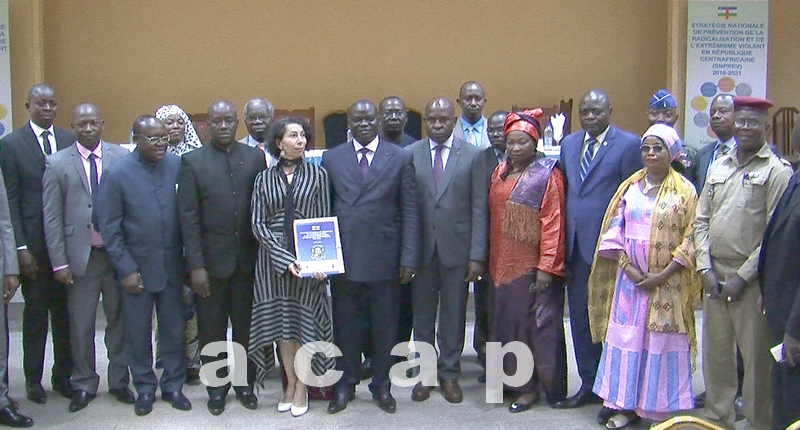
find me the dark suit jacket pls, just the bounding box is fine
[476,146,501,191]
[758,173,800,339]
[0,123,75,257]
[692,142,717,193]
[96,151,183,292]
[384,133,417,149]
[321,139,419,282]
[177,142,266,279]
[406,137,487,268]
[560,125,642,264]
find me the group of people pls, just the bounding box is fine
[0,80,795,430]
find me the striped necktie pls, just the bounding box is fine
[580,137,597,182]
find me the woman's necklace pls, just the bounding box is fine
[642,175,664,194]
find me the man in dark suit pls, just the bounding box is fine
[759,119,800,430]
[406,97,486,404]
[0,83,74,404]
[472,110,508,384]
[178,100,265,415]
[555,89,642,411]
[42,103,134,413]
[322,100,419,414]
[379,96,417,148]
[95,116,190,416]
[692,94,736,193]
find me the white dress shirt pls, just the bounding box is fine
[29,120,57,155]
[354,136,380,165]
[582,126,610,158]
[429,134,454,169]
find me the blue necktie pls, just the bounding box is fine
[580,138,597,182]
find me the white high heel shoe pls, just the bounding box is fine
[290,393,308,417]
[277,398,292,412]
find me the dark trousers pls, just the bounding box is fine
[20,255,72,385]
[412,255,468,381]
[196,270,256,396]
[363,282,412,362]
[331,277,398,394]
[473,275,493,368]
[566,249,602,387]
[121,284,185,395]
[769,325,800,430]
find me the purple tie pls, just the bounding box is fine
[359,147,370,178]
[433,144,445,192]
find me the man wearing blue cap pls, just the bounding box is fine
[647,89,679,127]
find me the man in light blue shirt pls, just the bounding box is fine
[454,81,491,149]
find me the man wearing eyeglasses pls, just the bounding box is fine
[694,97,791,430]
[42,103,133,413]
[0,83,75,405]
[95,115,190,416]
[239,97,277,167]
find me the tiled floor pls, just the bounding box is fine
[4,301,715,430]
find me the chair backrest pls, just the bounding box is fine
[406,109,423,140]
[274,107,316,149]
[649,416,727,430]
[323,111,348,149]
[772,106,799,156]
[188,113,210,145]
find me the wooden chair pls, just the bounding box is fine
[773,106,799,157]
[274,107,316,148]
[323,110,348,149]
[511,98,574,137]
[649,416,726,430]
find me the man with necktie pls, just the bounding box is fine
[0,83,75,404]
[42,103,133,412]
[454,81,491,149]
[555,89,642,414]
[322,100,419,415]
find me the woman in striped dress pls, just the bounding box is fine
[588,124,700,428]
[248,117,334,417]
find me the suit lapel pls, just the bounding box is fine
[23,126,46,168]
[437,139,462,200]
[362,140,392,191]
[55,128,74,151]
[342,141,365,186]
[582,127,615,185]
[417,140,438,200]
[768,176,800,238]
[69,144,91,194]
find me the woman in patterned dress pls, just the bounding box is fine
[248,117,334,417]
[588,124,700,428]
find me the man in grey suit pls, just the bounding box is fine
[42,103,134,413]
[95,116,190,416]
[407,98,487,404]
[238,97,276,167]
[454,81,491,149]
[0,165,34,427]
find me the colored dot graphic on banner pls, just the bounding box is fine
[691,77,755,138]
[0,104,7,135]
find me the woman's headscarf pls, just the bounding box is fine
[504,108,543,141]
[642,123,683,161]
[155,104,202,156]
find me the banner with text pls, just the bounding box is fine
[0,1,11,138]
[684,0,768,150]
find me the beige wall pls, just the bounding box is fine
[6,0,797,145]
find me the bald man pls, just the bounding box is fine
[454,81,491,149]
[406,97,486,404]
[42,103,133,412]
[0,83,75,404]
[239,97,277,166]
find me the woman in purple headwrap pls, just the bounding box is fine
[587,124,700,428]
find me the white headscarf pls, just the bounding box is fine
[155,104,202,156]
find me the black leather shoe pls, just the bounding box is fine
[207,394,225,416]
[110,387,136,404]
[327,391,354,415]
[69,390,95,413]
[52,378,74,399]
[478,372,486,384]
[134,393,155,416]
[185,368,201,386]
[236,390,258,410]
[734,395,744,422]
[597,406,616,424]
[25,383,46,404]
[360,358,373,381]
[162,391,191,411]
[0,406,33,427]
[694,391,706,409]
[372,390,396,414]
[552,386,601,409]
